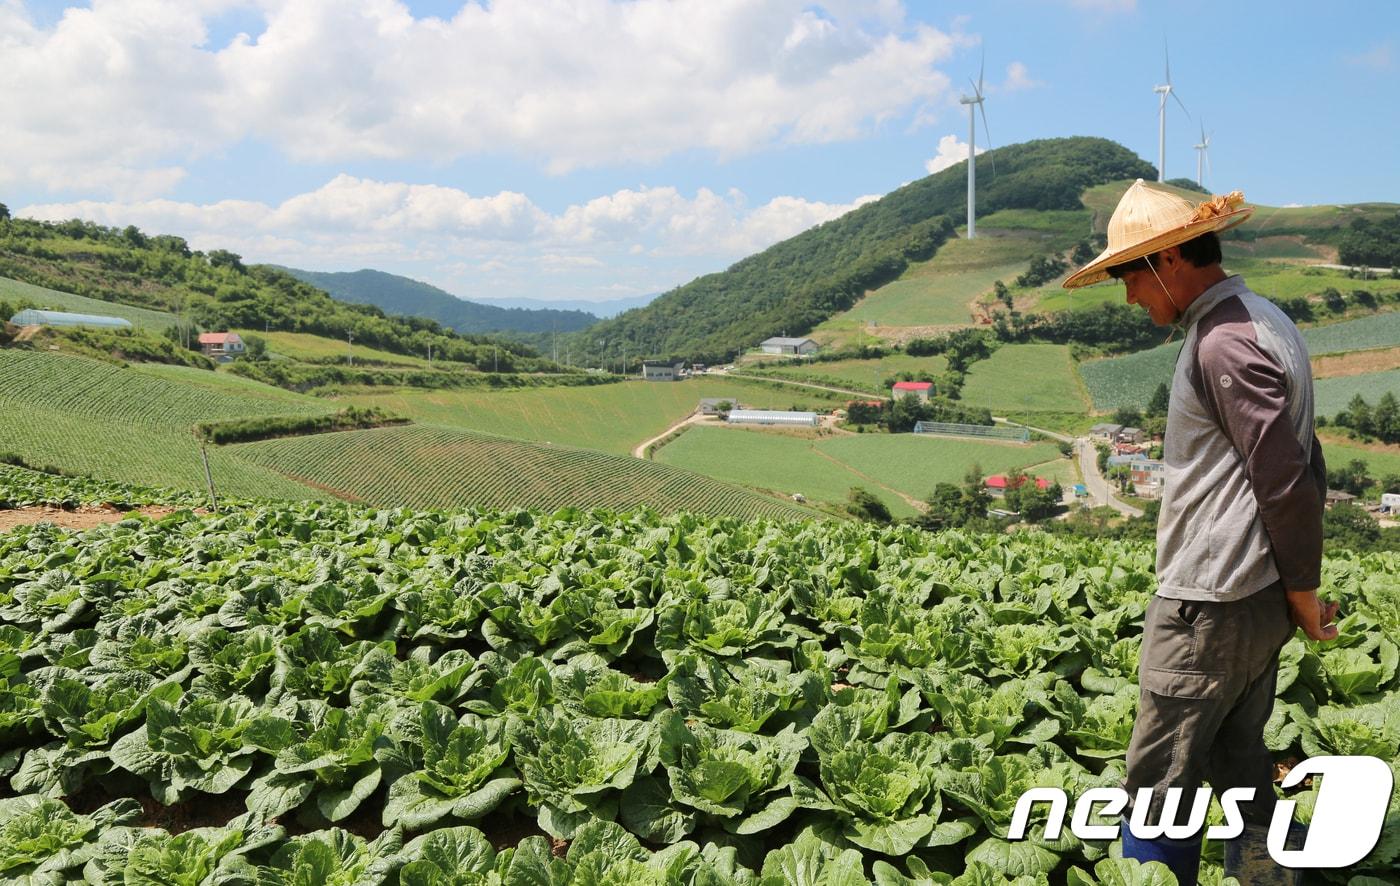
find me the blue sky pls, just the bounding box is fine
[3,0,1397,306]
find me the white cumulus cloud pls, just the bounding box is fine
[1,0,960,196]
[924,134,984,174]
[18,176,873,298]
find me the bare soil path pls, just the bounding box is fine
[0,505,188,533]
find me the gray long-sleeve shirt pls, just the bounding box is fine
[1155,275,1328,601]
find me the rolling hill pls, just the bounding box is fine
[571,137,1158,364]
[279,267,599,336]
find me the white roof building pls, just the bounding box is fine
[727,409,819,427]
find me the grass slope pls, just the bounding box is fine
[959,344,1089,413]
[751,353,949,396]
[0,276,177,329]
[233,329,434,368]
[232,424,817,520]
[340,378,848,456]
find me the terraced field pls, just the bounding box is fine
[0,350,333,428]
[0,276,177,329]
[1081,312,1400,410]
[959,343,1089,413]
[655,425,1069,515]
[0,350,336,500]
[341,378,847,456]
[232,424,818,520]
[0,404,321,500]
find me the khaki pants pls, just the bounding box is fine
[1124,581,1295,827]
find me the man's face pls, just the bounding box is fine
[1119,267,1179,327]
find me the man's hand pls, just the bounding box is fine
[1285,588,1340,642]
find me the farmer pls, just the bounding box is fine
[1062,180,1337,884]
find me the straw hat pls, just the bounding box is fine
[1062,179,1253,288]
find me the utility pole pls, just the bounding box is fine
[493,344,498,373]
[427,343,432,365]
[347,331,354,367]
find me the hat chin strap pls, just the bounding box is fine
[1147,258,1186,342]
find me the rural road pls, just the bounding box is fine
[1076,438,1144,517]
[634,413,707,459]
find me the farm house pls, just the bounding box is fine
[759,336,818,356]
[10,309,132,330]
[984,474,1050,498]
[726,409,819,427]
[891,380,933,402]
[198,332,245,362]
[641,361,683,381]
[1130,459,1166,498]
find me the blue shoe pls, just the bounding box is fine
[1224,822,1306,885]
[1121,828,1203,886]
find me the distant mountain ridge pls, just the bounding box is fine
[279,267,600,336]
[570,137,1159,364]
[472,293,658,317]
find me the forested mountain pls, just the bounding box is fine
[571,137,1158,364]
[0,212,543,369]
[280,267,599,336]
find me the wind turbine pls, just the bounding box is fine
[958,53,994,239]
[1194,122,1212,188]
[1152,42,1189,182]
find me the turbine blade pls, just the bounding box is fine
[1164,39,1171,84]
[1205,149,1212,177]
[1171,87,1189,117]
[978,48,985,95]
[979,102,995,176]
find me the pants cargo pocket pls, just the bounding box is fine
[1140,666,1226,700]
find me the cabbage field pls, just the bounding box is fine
[0,466,1397,884]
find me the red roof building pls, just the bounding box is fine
[891,380,934,402]
[984,474,1049,496]
[197,331,245,362]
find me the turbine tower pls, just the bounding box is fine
[958,53,993,239]
[1194,123,1212,188]
[1152,42,1189,182]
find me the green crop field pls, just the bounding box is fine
[816,434,1067,501]
[1081,312,1400,411]
[960,344,1090,413]
[652,426,913,517]
[232,423,815,520]
[0,350,333,429]
[3,468,1395,881]
[0,350,337,500]
[0,403,322,501]
[1315,369,1400,418]
[1302,310,1400,355]
[0,276,178,329]
[341,378,847,456]
[656,425,1068,515]
[753,353,949,395]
